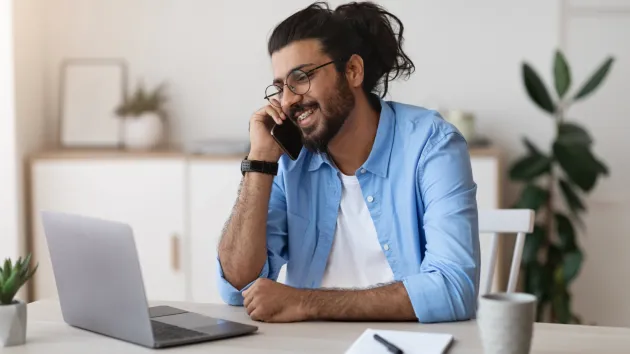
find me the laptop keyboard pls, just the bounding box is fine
[151,320,207,342]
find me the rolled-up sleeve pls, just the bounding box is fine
[216,172,289,305]
[403,131,480,322]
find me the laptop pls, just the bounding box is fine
[40,211,258,349]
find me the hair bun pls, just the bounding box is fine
[268,1,414,98]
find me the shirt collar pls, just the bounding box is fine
[307,97,395,178]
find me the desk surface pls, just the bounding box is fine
[3,300,630,353]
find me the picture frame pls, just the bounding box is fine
[58,58,128,148]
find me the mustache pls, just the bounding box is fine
[287,102,319,119]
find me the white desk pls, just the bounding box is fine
[3,300,630,353]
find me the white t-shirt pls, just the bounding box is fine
[320,173,395,288]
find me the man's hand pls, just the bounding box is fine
[248,102,286,162]
[242,278,310,323]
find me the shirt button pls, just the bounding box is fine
[360,168,366,174]
[367,196,374,203]
[383,244,390,251]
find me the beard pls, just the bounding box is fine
[288,76,355,153]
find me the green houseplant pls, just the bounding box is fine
[115,81,167,118]
[115,81,168,150]
[0,254,38,347]
[510,50,614,324]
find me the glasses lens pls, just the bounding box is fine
[265,85,282,107]
[287,70,310,95]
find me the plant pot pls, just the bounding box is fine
[0,300,27,347]
[122,112,164,150]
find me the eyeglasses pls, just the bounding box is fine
[264,61,336,107]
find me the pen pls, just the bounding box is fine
[373,333,404,354]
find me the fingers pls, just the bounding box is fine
[243,291,253,309]
[254,104,286,125]
[245,298,255,316]
[249,308,263,322]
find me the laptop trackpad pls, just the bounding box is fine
[153,312,222,332]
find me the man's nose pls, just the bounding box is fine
[281,89,301,114]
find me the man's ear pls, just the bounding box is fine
[345,54,364,88]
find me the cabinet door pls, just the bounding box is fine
[31,159,187,302]
[189,160,287,304]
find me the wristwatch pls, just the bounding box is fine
[240,156,278,176]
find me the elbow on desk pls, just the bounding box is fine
[215,257,273,306]
[404,264,478,323]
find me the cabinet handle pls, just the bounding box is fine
[171,233,180,271]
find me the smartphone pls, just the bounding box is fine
[270,120,303,160]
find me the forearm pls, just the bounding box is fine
[302,282,417,321]
[218,172,273,290]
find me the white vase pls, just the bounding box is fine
[122,112,164,150]
[0,300,27,347]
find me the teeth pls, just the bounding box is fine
[298,109,314,122]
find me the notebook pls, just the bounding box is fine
[345,328,454,354]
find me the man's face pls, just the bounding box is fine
[271,39,355,152]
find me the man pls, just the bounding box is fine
[217,1,480,323]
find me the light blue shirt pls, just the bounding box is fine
[217,98,480,323]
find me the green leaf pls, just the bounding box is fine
[559,179,585,215]
[23,263,38,286]
[525,262,551,322]
[514,184,549,211]
[1,270,18,304]
[555,213,577,251]
[553,142,600,191]
[2,259,11,281]
[554,50,571,98]
[523,225,545,264]
[563,250,584,284]
[574,57,614,101]
[19,254,32,279]
[509,154,552,181]
[595,158,609,176]
[525,262,544,296]
[557,122,592,146]
[522,137,543,156]
[552,286,571,324]
[548,244,564,268]
[522,63,556,114]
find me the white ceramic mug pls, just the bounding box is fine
[477,292,537,354]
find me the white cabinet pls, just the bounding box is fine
[31,158,187,302]
[188,160,241,304]
[28,149,500,303]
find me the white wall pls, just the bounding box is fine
[563,0,630,327]
[12,0,46,271]
[0,0,19,260]
[39,0,559,160]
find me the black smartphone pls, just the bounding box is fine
[270,120,303,160]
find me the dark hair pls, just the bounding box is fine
[267,1,415,98]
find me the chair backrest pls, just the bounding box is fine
[478,209,535,296]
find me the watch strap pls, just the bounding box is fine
[241,157,278,176]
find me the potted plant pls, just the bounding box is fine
[115,81,168,150]
[510,49,614,323]
[0,254,38,347]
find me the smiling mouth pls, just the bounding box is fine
[294,106,318,127]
